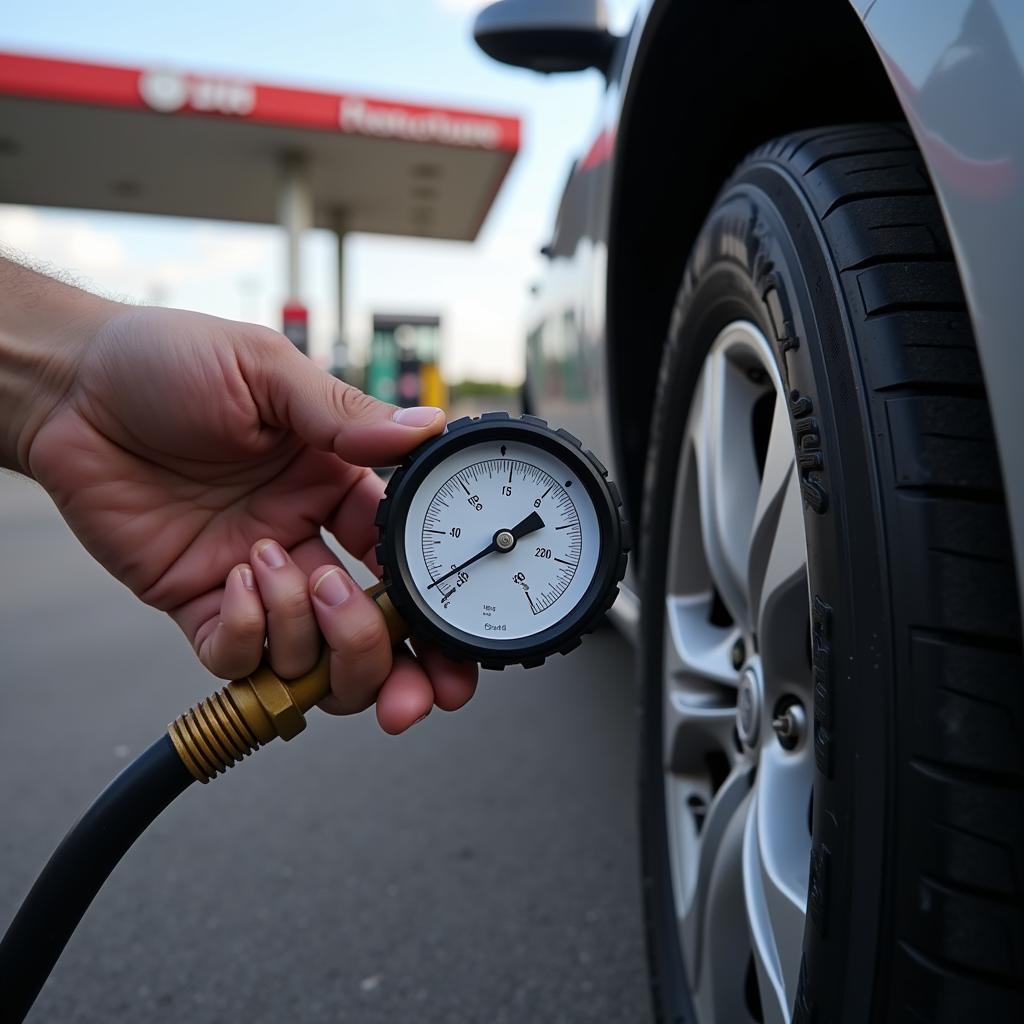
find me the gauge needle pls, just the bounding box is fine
[427,511,545,590]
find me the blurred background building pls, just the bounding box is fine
[366,314,446,408]
[0,49,517,394]
[0,0,639,402]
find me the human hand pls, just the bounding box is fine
[20,302,477,732]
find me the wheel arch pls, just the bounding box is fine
[606,0,903,560]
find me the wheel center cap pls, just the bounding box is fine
[736,665,762,748]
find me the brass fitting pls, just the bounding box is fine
[168,581,408,783]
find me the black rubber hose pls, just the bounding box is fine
[0,734,195,1022]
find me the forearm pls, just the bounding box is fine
[0,257,118,473]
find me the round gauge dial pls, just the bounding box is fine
[375,415,628,669]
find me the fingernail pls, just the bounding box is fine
[313,568,352,607]
[256,541,287,569]
[392,406,443,427]
[414,711,431,725]
[238,566,255,590]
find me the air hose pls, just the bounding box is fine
[0,582,407,1023]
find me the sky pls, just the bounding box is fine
[0,0,640,383]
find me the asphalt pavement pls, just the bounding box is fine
[0,471,651,1023]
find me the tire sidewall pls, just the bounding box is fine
[639,165,891,1023]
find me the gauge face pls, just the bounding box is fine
[377,415,627,667]
[402,440,601,641]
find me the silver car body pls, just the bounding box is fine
[524,0,1024,628]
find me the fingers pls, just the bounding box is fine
[411,640,479,712]
[241,332,445,465]
[324,467,388,575]
[276,471,385,579]
[251,539,321,679]
[185,554,480,734]
[307,557,479,725]
[374,652,435,734]
[194,564,265,679]
[309,565,394,714]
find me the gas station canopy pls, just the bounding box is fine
[0,51,520,240]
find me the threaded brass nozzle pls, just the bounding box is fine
[169,685,261,782]
[168,583,408,783]
[169,653,326,783]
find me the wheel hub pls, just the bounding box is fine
[736,663,762,749]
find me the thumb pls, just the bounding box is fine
[247,332,445,465]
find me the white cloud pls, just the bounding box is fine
[0,206,43,252]
[0,204,276,315]
[0,205,128,293]
[66,223,126,273]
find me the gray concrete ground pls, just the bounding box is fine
[0,471,651,1023]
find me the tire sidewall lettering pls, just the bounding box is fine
[640,169,893,1023]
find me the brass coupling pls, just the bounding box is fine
[168,653,328,782]
[168,581,408,783]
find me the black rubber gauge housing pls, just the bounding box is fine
[374,413,629,670]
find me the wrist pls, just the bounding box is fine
[0,258,120,474]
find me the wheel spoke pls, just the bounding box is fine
[676,767,751,992]
[748,392,797,620]
[662,595,742,776]
[691,348,763,630]
[663,680,738,772]
[753,466,806,692]
[749,447,809,691]
[688,787,760,1023]
[742,745,812,1023]
[666,594,743,689]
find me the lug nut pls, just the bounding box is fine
[730,638,746,670]
[772,701,806,751]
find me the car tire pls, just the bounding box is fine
[638,124,1023,1024]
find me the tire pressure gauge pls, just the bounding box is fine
[375,413,629,669]
[0,420,628,1024]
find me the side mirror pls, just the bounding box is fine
[473,0,616,76]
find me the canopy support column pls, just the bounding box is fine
[279,153,312,353]
[332,210,348,379]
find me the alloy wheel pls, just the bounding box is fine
[661,320,812,1024]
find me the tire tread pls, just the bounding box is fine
[642,122,1022,1024]
[762,124,1024,1021]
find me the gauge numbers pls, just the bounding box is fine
[402,441,601,642]
[422,460,581,610]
